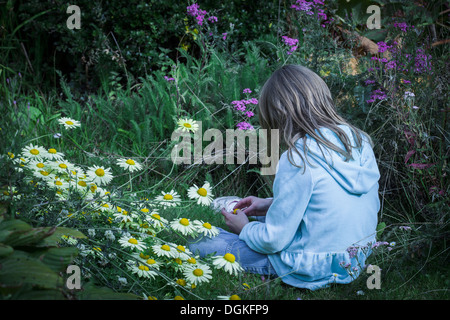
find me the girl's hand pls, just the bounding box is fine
[233,196,273,217]
[221,208,249,234]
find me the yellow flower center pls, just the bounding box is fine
[174,296,184,300]
[78,181,87,187]
[59,163,68,169]
[230,295,241,300]
[65,120,74,125]
[48,148,57,154]
[146,259,156,265]
[128,238,138,245]
[180,218,189,226]
[102,203,109,208]
[140,253,150,259]
[125,159,135,165]
[90,185,97,193]
[177,245,185,252]
[224,253,236,263]
[141,208,149,213]
[55,181,63,186]
[163,194,173,200]
[183,123,192,128]
[177,279,187,286]
[138,265,149,271]
[187,257,196,264]
[95,168,105,177]
[197,188,207,197]
[193,268,203,277]
[36,163,45,168]
[40,171,49,176]
[202,222,212,229]
[174,258,182,265]
[30,148,39,155]
[152,214,161,220]
[161,244,171,251]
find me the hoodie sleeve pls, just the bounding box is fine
[239,153,314,254]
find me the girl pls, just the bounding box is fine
[188,65,380,290]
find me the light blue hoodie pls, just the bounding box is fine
[239,125,380,290]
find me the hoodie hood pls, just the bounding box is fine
[296,125,380,195]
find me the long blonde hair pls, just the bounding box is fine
[258,64,372,168]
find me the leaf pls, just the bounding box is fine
[37,227,86,247]
[0,244,13,258]
[33,247,78,272]
[0,251,62,289]
[3,227,53,247]
[376,222,386,238]
[404,150,416,164]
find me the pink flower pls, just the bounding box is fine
[236,122,254,130]
[243,88,252,94]
[222,33,227,40]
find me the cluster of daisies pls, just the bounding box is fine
[4,116,246,299]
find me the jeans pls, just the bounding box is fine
[187,227,277,276]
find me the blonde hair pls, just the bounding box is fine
[258,64,372,168]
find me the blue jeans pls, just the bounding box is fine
[187,227,277,276]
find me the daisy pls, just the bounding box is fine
[118,235,147,252]
[132,256,163,271]
[58,117,81,130]
[212,253,244,276]
[193,220,220,238]
[48,177,70,191]
[45,147,65,161]
[147,211,168,229]
[86,165,113,186]
[151,243,177,259]
[113,207,134,223]
[183,264,212,286]
[187,181,214,206]
[174,244,193,261]
[27,159,49,172]
[127,262,158,279]
[177,118,199,133]
[155,190,181,207]
[116,158,143,172]
[21,144,48,160]
[50,160,74,173]
[169,218,197,236]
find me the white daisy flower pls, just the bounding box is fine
[183,264,213,286]
[193,220,220,238]
[86,165,113,186]
[44,147,65,161]
[50,160,74,173]
[151,243,177,259]
[212,253,244,276]
[147,212,168,229]
[116,158,143,172]
[177,118,199,133]
[130,253,163,271]
[118,235,147,252]
[155,190,181,207]
[32,169,53,181]
[127,262,158,279]
[113,207,134,223]
[169,218,197,236]
[47,177,70,191]
[27,159,49,172]
[174,244,193,261]
[58,117,81,130]
[187,181,214,206]
[21,144,48,160]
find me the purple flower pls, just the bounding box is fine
[244,111,255,118]
[243,88,252,94]
[164,75,175,82]
[236,121,254,131]
[222,33,227,40]
[208,16,218,23]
